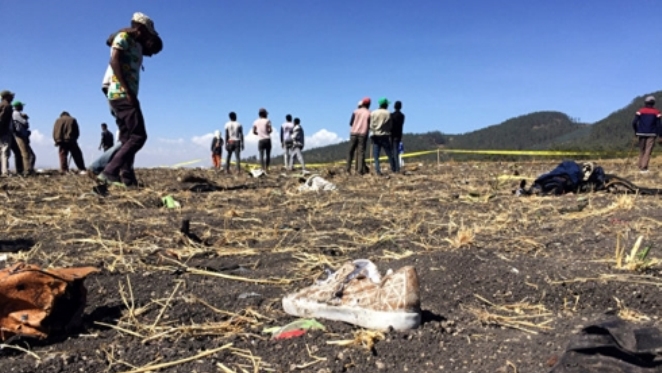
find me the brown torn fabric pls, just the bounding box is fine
[0,263,99,341]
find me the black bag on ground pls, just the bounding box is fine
[549,317,662,373]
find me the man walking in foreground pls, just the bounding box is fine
[12,101,36,175]
[53,112,86,173]
[370,98,395,176]
[280,114,294,170]
[632,95,662,173]
[346,98,371,175]
[0,90,15,176]
[99,123,114,152]
[224,112,244,174]
[252,108,273,172]
[99,12,161,186]
[390,101,405,173]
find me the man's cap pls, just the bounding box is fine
[378,97,389,106]
[132,12,158,36]
[12,101,25,107]
[361,97,371,105]
[259,107,268,114]
[645,95,656,103]
[0,90,15,98]
[357,100,363,107]
[214,130,221,138]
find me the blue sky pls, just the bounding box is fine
[3,0,661,168]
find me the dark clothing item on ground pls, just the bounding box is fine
[391,136,402,172]
[638,136,656,170]
[0,100,12,137]
[225,141,241,172]
[102,98,147,182]
[372,135,396,175]
[632,106,662,136]
[258,138,272,170]
[549,317,662,373]
[14,136,35,174]
[100,130,114,151]
[53,114,80,144]
[346,134,368,174]
[390,110,405,139]
[58,142,86,172]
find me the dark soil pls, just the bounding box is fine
[0,161,661,373]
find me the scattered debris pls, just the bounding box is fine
[549,317,662,372]
[0,263,98,340]
[262,318,325,340]
[162,195,181,209]
[250,169,266,178]
[237,292,261,300]
[298,175,337,192]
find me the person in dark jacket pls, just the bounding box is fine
[288,118,306,172]
[0,90,15,176]
[99,123,114,151]
[632,95,662,172]
[210,130,223,170]
[390,101,405,172]
[53,111,86,173]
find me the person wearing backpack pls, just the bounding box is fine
[632,95,662,172]
[289,118,306,172]
[210,130,223,170]
[11,101,35,175]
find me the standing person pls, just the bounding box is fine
[289,117,306,172]
[99,123,114,152]
[252,108,273,172]
[99,12,161,186]
[280,114,294,170]
[370,98,395,175]
[632,95,662,173]
[11,101,36,175]
[53,111,86,173]
[346,97,371,175]
[0,90,15,177]
[224,112,244,173]
[210,130,223,170]
[390,101,405,173]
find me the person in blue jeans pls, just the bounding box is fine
[370,98,396,175]
[89,132,122,176]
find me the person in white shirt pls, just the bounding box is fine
[224,111,244,173]
[280,114,294,170]
[252,108,273,172]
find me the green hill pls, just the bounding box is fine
[285,91,662,164]
[553,90,662,151]
[445,111,585,150]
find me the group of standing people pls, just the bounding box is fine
[0,91,36,177]
[347,97,405,176]
[209,109,306,173]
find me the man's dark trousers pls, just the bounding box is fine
[346,134,367,174]
[391,136,401,172]
[103,98,147,181]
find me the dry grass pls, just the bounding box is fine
[2,160,662,370]
[467,294,554,334]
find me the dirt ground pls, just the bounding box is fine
[0,159,661,373]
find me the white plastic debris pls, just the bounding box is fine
[298,175,337,192]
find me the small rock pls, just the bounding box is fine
[375,360,386,370]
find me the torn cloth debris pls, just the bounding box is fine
[0,263,98,341]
